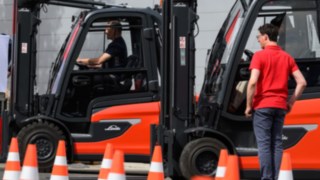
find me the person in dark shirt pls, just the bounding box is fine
[77,20,127,68]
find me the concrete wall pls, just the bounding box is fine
[0,0,12,35]
[0,0,235,94]
[37,6,87,92]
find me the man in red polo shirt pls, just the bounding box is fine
[245,24,306,180]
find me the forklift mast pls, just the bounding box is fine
[11,0,124,123]
[160,0,198,177]
[11,0,40,122]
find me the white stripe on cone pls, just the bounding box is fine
[53,156,67,166]
[278,170,293,180]
[50,175,69,180]
[20,166,39,180]
[7,152,20,161]
[3,152,20,180]
[101,159,112,169]
[149,162,164,173]
[216,166,226,177]
[3,170,20,180]
[107,173,126,180]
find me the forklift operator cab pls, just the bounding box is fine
[231,2,320,112]
[228,1,320,115]
[64,18,146,117]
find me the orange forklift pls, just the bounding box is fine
[159,0,320,179]
[1,0,163,171]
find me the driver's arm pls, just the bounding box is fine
[87,64,102,68]
[77,52,112,66]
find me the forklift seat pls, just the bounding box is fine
[92,55,140,96]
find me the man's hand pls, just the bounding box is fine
[246,69,259,119]
[88,64,102,68]
[245,106,252,118]
[287,102,293,113]
[76,58,85,65]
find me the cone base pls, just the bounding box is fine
[20,166,39,180]
[3,171,20,180]
[278,170,293,180]
[215,166,226,177]
[147,172,165,180]
[50,175,69,180]
[107,173,126,180]
[98,168,110,180]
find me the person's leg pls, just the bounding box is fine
[271,109,286,180]
[253,108,273,180]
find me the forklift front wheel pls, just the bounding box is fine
[179,137,227,179]
[17,121,66,172]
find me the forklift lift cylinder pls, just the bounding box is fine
[13,11,40,122]
[161,2,197,177]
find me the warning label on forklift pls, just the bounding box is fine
[21,43,28,54]
[180,37,186,66]
[180,37,186,48]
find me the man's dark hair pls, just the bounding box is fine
[258,23,279,42]
[110,21,122,32]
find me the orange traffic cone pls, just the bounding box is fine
[223,155,240,180]
[3,137,21,180]
[19,144,39,180]
[147,145,164,180]
[107,150,126,180]
[98,143,114,180]
[50,140,69,180]
[278,152,293,180]
[191,175,214,180]
[215,149,228,180]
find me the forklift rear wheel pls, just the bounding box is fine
[179,137,227,179]
[17,121,66,172]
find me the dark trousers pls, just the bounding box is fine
[253,108,286,180]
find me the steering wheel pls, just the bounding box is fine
[244,49,254,61]
[75,62,89,70]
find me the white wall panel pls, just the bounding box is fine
[198,12,228,31]
[0,2,13,35]
[37,52,59,68]
[0,4,12,20]
[38,34,68,51]
[40,5,83,19]
[39,18,76,35]
[0,21,12,35]
[198,0,234,13]
[37,67,52,84]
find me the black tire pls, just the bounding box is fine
[17,121,66,172]
[179,137,227,179]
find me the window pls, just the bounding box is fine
[244,1,320,89]
[228,0,320,115]
[61,17,148,117]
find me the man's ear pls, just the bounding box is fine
[264,34,269,41]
